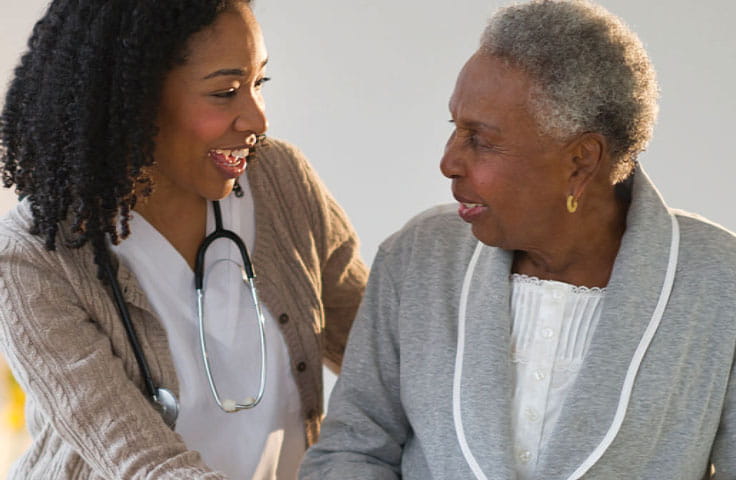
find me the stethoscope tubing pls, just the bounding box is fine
[104,261,157,399]
[104,199,266,428]
[194,200,267,412]
[104,261,180,428]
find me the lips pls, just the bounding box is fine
[208,147,250,179]
[454,193,487,223]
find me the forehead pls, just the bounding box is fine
[449,53,534,126]
[182,5,267,72]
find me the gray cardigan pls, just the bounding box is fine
[300,168,736,479]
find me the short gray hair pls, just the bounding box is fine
[480,0,658,182]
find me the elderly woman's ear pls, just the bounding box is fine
[566,132,609,199]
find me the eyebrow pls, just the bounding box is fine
[202,58,269,80]
[455,119,502,134]
[449,101,502,134]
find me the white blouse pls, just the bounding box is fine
[111,177,305,479]
[509,273,606,480]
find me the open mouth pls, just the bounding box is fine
[210,147,249,165]
[454,196,487,222]
[209,147,250,179]
[460,202,484,209]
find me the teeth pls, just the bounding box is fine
[462,202,483,208]
[213,148,249,163]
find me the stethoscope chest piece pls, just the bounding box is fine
[153,387,179,429]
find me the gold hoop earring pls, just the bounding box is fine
[566,194,578,213]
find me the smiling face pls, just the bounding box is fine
[150,3,268,204]
[441,52,576,251]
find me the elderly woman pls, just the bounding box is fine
[299,1,736,479]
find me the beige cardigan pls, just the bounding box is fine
[0,139,368,479]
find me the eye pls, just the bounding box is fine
[212,87,238,99]
[468,135,488,149]
[255,76,271,88]
[462,131,496,152]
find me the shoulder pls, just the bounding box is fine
[380,204,468,251]
[673,209,736,255]
[0,200,44,257]
[253,137,312,178]
[248,137,328,199]
[672,209,736,277]
[375,204,477,275]
[0,200,93,283]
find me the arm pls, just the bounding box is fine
[0,237,224,479]
[710,351,736,479]
[319,196,368,373]
[299,247,407,479]
[280,140,368,373]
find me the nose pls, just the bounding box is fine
[233,91,268,136]
[440,131,463,179]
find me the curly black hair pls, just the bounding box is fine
[0,0,250,277]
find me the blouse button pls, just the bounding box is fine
[541,327,555,339]
[297,361,307,372]
[279,313,290,324]
[533,369,547,381]
[525,407,539,422]
[518,450,532,464]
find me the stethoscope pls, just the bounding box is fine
[105,199,267,429]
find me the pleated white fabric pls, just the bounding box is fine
[509,274,606,480]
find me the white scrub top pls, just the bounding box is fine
[111,176,305,479]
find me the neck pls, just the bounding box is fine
[134,191,207,270]
[512,184,629,288]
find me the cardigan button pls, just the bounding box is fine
[279,313,289,324]
[307,408,317,419]
[297,361,307,372]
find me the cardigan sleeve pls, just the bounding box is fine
[0,236,226,479]
[299,246,407,479]
[317,192,368,373]
[281,141,368,373]
[710,349,736,479]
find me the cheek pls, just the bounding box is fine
[474,167,518,203]
[154,108,232,167]
[184,110,233,143]
[255,90,266,109]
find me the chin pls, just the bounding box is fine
[205,180,236,201]
[471,223,505,249]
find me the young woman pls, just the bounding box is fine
[0,1,367,478]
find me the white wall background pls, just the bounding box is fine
[253,0,736,261]
[2,1,734,256]
[0,0,734,470]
